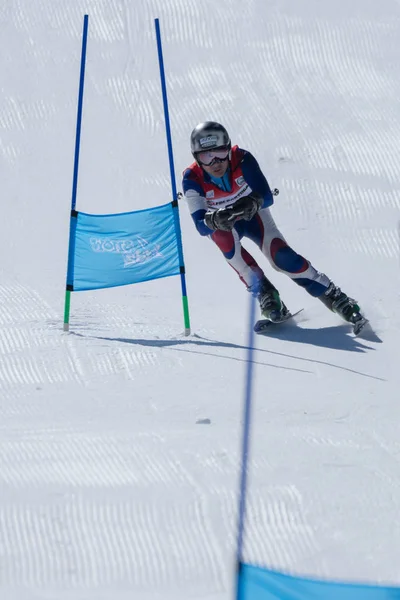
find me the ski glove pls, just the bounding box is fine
[204,208,236,232]
[231,192,263,221]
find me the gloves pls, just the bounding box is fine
[231,192,263,221]
[204,208,236,232]
[204,192,264,232]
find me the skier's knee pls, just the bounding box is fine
[270,239,308,274]
[212,230,235,259]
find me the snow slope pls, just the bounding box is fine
[1,0,400,598]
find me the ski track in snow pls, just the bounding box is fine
[1,0,400,598]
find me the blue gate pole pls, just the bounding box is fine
[154,18,191,336]
[63,14,89,332]
[235,284,257,600]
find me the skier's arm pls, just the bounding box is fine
[182,171,214,236]
[240,152,274,208]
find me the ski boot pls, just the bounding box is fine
[320,283,368,335]
[257,279,289,323]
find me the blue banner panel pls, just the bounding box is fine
[238,564,400,599]
[67,203,180,291]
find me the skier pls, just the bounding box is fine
[182,121,366,333]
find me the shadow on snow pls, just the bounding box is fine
[73,322,384,382]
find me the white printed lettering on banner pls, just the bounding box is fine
[89,236,163,268]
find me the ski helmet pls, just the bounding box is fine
[190,122,231,158]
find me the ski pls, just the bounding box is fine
[352,315,369,336]
[254,309,304,334]
[254,308,369,337]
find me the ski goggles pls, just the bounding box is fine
[196,145,230,166]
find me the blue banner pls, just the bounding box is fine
[238,564,400,599]
[67,203,181,291]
